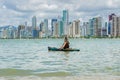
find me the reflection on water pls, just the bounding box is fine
[62,52,70,61]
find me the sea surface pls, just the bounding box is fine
[0,38,120,80]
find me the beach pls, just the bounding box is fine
[0,76,120,80]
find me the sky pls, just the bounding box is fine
[0,0,120,27]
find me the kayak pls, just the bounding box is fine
[48,47,80,51]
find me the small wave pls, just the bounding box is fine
[0,68,70,77]
[0,68,32,76]
[35,72,70,77]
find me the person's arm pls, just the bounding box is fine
[60,42,67,49]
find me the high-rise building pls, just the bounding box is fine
[7,26,15,39]
[2,29,7,38]
[93,17,102,37]
[118,17,120,37]
[82,22,89,37]
[72,20,80,37]
[32,16,37,30]
[63,10,69,24]
[53,22,59,37]
[88,17,102,37]
[18,25,25,38]
[0,29,2,38]
[111,16,120,37]
[23,21,30,38]
[109,13,116,21]
[108,13,116,36]
[102,22,107,37]
[89,19,94,36]
[32,16,39,38]
[52,20,63,37]
[108,13,120,37]
[24,26,32,38]
[62,9,69,35]
[51,19,57,36]
[68,22,73,37]
[40,22,44,32]
[39,22,44,38]
[43,19,48,37]
[58,21,64,37]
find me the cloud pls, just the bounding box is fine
[0,0,120,26]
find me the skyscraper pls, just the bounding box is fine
[108,13,116,36]
[93,17,102,37]
[68,22,73,37]
[58,21,64,37]
[62,9,69,35]
[89,17,102,37]
[111,16,120,37]
[51,19,57,36]
[89,19,94,36]
[32,16,37,30]
[40,22,44,32]
[109,13,116,21]
[72,20,80,37]
[32,16,39,38]
[82,22,89,37]
[18,25,25,38]
[53,22,59,37]
[63,10,69,24]
[43,19,48,37]
[102,22,107,37]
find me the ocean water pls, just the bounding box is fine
[0,38,120,80]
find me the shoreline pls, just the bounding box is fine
[0,37,120,39]
[0,75,120,80]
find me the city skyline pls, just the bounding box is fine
[0,9,120,39]
[0,0,120,26]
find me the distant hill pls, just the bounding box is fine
[0,25,17,30]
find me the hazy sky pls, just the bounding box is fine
[0,0,120,26]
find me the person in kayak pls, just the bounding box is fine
[60,36,70,49]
